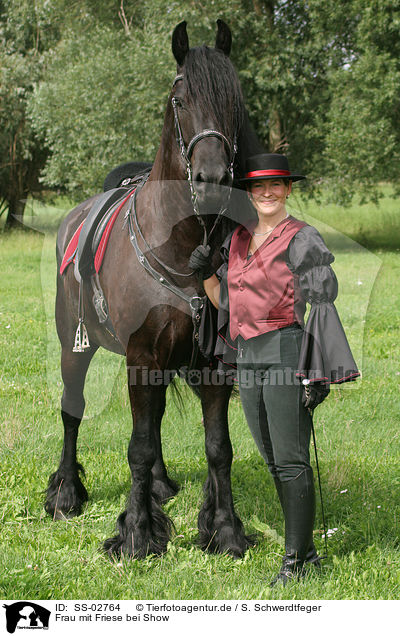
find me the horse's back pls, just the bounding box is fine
[57,158,153,264]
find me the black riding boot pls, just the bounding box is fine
[273,476,320,566]
[270,468,316,587]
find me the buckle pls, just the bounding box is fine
[189,296,204,313]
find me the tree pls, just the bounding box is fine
[321,0,400,203]
[28,0,247,199]
[0,0,142,227]
[27,1,366,201]
[230,1,361,188]
[0,0,60,228]
[2,0,399,214]
[0,49,48,228]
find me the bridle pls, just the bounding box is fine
[127,74,239,279]
[171,73,237,247]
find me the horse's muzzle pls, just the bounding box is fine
[193,167,233,209]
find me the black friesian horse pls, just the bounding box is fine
[45,20,261,558]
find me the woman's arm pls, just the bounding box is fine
[287,225,359,385]
[203,274,220,309]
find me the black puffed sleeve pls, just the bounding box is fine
[287,225,360,384]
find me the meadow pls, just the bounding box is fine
[0,190,399,600]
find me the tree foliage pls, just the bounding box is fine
[1,0,399,224]
[29,0,247,199]
[0,0,63,227]
[0,47,47,225]
[321,0,400,203]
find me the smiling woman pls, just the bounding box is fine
[243,155,297,230]
[190,152,360,587]
[246,178,292,252]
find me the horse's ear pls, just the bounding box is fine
[215,19,232,56]
[172,21,189,66]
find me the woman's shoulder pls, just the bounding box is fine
[287,215,309,229]
[288,218,329,245]
[286,221,334,271]
[288,216,318,234]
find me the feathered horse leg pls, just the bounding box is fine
[198,381,254,557]
[45,344,98,519]
[104,357,172,558]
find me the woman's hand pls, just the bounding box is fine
[188,245,221,308]
[188,244,215,280]
[302,382,330,411]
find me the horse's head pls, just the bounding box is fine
[171,20,244,212]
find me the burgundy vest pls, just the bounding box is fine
[228,216,307,340]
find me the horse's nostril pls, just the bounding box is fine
[195,172,206,183]
[194,169,232,187]
[220,171,232,187]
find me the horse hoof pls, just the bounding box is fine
[199,530,254,558]
[48,507,79,521]
[103,533,167,560]
[44,467,88,520]
[199,533,253,558]
[152,477,179,504]
[198,514,255,558]
[103,509,172,559]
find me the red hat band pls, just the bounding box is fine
[245,169,291,178]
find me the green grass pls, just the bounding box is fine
[289,183,400,251]
[0,193,399,600]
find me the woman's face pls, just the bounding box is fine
[248,179,292,220]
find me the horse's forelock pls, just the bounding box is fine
[183,46,244,138]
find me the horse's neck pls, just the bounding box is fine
[150,110,185,181]
[136,132,203,254]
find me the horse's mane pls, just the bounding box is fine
[184,46,245,140]
[183,45,263,233]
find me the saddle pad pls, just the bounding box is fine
[77,187,129,279]
[60,220,84,275]
[60,189,134,276]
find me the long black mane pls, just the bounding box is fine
[183,46,245,141]
[183,44,263,230]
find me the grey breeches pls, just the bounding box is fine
[237,325,312,482]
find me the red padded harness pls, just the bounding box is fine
[60,189,134,276]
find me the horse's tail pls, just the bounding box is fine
[169,376,188,412]
[169,368,238,417]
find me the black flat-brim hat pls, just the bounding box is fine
[239,153,306,182]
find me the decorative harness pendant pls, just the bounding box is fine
[73,319,90,353]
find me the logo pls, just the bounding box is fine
[2,603,50,634]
